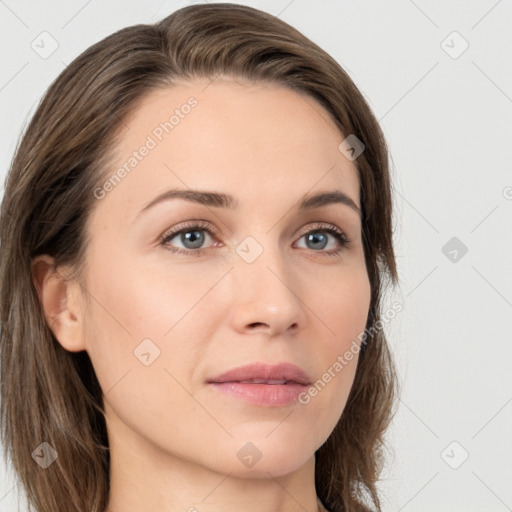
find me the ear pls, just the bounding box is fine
[31,254,87,352]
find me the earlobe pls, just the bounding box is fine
[31,255,86,352]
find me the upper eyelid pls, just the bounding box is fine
[160,220,217,239]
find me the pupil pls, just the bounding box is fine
[308,232,327,250]
[183,230,204,248]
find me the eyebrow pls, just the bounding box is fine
[136,188,361,220]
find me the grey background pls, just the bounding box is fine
[1,1,511,511]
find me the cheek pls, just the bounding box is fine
[81,269,206,434]
[304,265,370,415]
[85,249,225,338]
[315,264,371,348]
[80,254,228,394]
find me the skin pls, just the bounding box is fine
[32,77,371,512]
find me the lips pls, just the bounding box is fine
[207,362,312,386]
[207,363,312,407]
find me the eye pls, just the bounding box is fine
[160,220,219,257]
[295,223,350,257]
[159,221,350,257]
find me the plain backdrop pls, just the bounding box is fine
[1,1,511,511]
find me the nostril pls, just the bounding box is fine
[249,322,266,329]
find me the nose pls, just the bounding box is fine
[228,244,307,337]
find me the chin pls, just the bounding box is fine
[205,435,316,479]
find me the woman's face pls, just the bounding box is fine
[78,77,371,477]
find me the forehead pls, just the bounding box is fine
[91,78,360,225]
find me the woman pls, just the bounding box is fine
[0,4,399,512]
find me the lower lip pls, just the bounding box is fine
[208,382,309,407]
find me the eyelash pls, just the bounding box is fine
[159,220,351,258]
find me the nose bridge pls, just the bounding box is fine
[230,234,306,334]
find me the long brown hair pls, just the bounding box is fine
[0,4,399,511]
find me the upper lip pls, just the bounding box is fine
[207,362,312,385]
